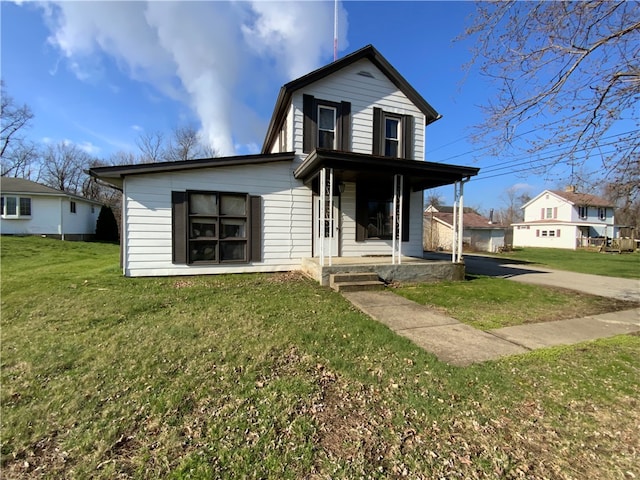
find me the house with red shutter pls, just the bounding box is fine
[89,45,479,284]
[512,187,616,250]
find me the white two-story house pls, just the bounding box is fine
[90,45,479,280]
[512,187,616,250]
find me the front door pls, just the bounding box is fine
[313,195,339,257]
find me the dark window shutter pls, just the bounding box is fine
[355,185,367,242]
[540,208,544,219]
[402,115,413,160]
[303,94,316,153]
[553,207,558,219]
[372,107,383,155]
[172,191,188,264]
[536,229,540,237]
[340,101,351,151]
[557,229,561,238]
[250,196,262,262]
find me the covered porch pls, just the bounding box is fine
[294,149,480,284]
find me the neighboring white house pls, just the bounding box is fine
[512,187,616,250]
[1,177,102,240]
[424,205,506,252]
[90,45,479,278]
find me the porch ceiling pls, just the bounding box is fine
[294,149,480,191]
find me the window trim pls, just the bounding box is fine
[383,114,402,158]
[1,195,31,219]
[578,205,588,219]
[317,105,337,149]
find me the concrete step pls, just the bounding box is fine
[330,272,379,285]
[330,272,385,292]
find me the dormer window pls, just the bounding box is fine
[318,105,337,149]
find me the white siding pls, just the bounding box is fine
[0,195,99,236]
[289,58,426,162]
[123,162,312,277]
[513,224,578,250]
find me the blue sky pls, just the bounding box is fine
[1,1,582,211]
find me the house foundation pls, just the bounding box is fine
[301,256,465,287]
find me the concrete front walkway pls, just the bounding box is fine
[342,290,640,366]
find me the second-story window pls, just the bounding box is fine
[318,105,337,149]
[303,94,351,153]
[384,115,401,157]
[598,207,606,220]
[372,108,413,159]
[579,205,587,219]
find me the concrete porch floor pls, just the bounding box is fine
[301,256,465,287]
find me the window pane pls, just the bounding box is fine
[318,130,335,149]
[221,218,246,238]
[190,219,216,239]
[385,140,399,157]
[190,194,218,215]
[221,195,246,216]
[190,242,217,262]
[367,200,393,239]
[6,197,16,215]
[318,107,335,130]
[20,198,31,216]
[220,241,246,261]
[385,118,399,139]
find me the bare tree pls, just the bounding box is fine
[463,1,639,198]
[495,186,530,225]
[135,131,166,163]
[41,142,93,195]
[1,82,39,178]
[166,125,217,161]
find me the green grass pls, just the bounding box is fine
[496,247,640,278]
[394,275,639,330]
[2,237,639,479]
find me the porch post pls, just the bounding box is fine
[457,179,464,263]
[392,174,403,264]
[319,167,334,267]
[319,168,326,266]
[452,181,458,263]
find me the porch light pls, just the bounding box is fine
[338,182,345,194]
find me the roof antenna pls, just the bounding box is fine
[333,0,338,61]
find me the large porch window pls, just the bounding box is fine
[356,182,409,242]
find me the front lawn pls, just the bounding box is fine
[496,247,640,278]
[393,275,639,330]
[2,237,639,479]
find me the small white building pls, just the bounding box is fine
[1,177,102,241]
[90,45,479,279]
[512,188,616,250]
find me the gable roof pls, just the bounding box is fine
[0,177,102,204]
[89,152,296,189]
[261,44,441,154]
[522,189,614,209]
[549,190,613,208]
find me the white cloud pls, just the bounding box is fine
[38,1,349,156]
[77,141,100,155]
